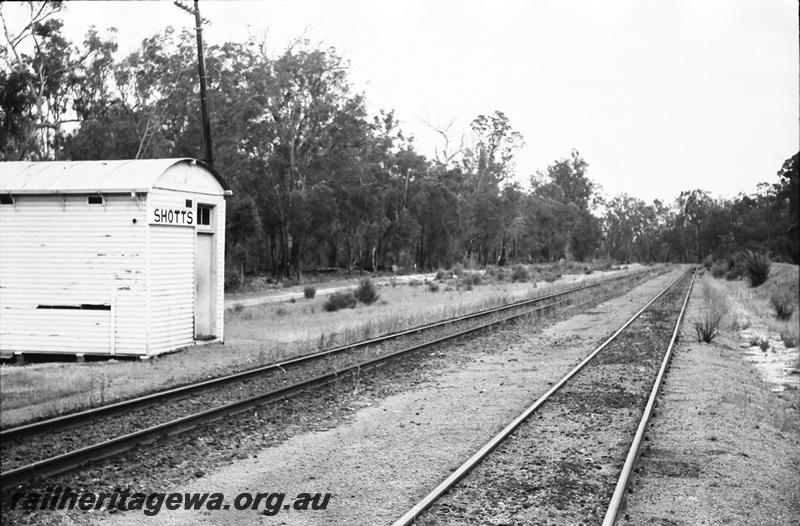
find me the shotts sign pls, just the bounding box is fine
[148,201,194,226]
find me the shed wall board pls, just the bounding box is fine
[148,224,194,354]
[0,194,147,354]
[0,160,228,356]
[215,198,226,341]
[146,188,226,354]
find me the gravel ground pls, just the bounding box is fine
[618,275,800,526]
[0,272,647,472]
[413,273,691,525]
[0,268,679,526]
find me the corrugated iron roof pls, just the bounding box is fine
[0,158,230,194]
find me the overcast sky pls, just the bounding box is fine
[5,0,798,203]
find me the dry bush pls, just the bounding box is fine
[511,264,530,282]
[354,278,380,304]
[540,272,559,283]
[303,285,317,299]
[711,262,727,278]
[694,310,724,343]
[770,290,795,320]
[461,272,482,287]
[693,281,729,343]
[781,329,798,349]
[427,281,439,292]
[744,251,771,287]
[324,291,357,311]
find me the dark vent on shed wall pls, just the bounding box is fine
[37,304,111,311]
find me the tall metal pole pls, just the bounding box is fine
[193,0,213,167]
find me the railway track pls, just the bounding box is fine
[0,267,658,491]
[392,268,695,526]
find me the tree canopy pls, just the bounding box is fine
[2,2,797,286]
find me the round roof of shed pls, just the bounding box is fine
[0,158,230,194]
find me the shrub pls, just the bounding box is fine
[324,291,357,311]
[303,285,316,299]
[694,282,728,343]
[743,251,770,287]
[407,279,423,287]
[511,264,530,282]
[694,309,723,343]
[780,329,798,348]
[770,290,795,320]
[427,281,439,292]
[724,253,745,280]
[461,272,482,287]
[451,263,465,277]
[484,265,498,277]
[496,268,508,281]
[224,272,241,291]
[435,268,449,281]
[702,255,714,270]
[541,272,558,283]
[354,278,379,304]
[232,303,245,313]
[710,262,727,278]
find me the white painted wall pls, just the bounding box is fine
[0,161,228,356]
[145,186,226,355]
[0,194,147,354]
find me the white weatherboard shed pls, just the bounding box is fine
[0,159,231,357]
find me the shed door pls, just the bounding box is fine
[195,232,216,339]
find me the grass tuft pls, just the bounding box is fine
[694,310,723,343]
[694,281,728,343]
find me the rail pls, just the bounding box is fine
[390,268,693,526]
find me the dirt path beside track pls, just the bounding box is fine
[619,275,800,526]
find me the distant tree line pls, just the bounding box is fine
[2,3,797,286]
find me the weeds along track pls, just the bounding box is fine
[0,267,661,491]
[394,269,695,526]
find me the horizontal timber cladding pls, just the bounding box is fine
[146,187,227,352]
[0,159,230,356]
[0,194,147,354]
[146,188,197,354]
[0,310,110,354]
